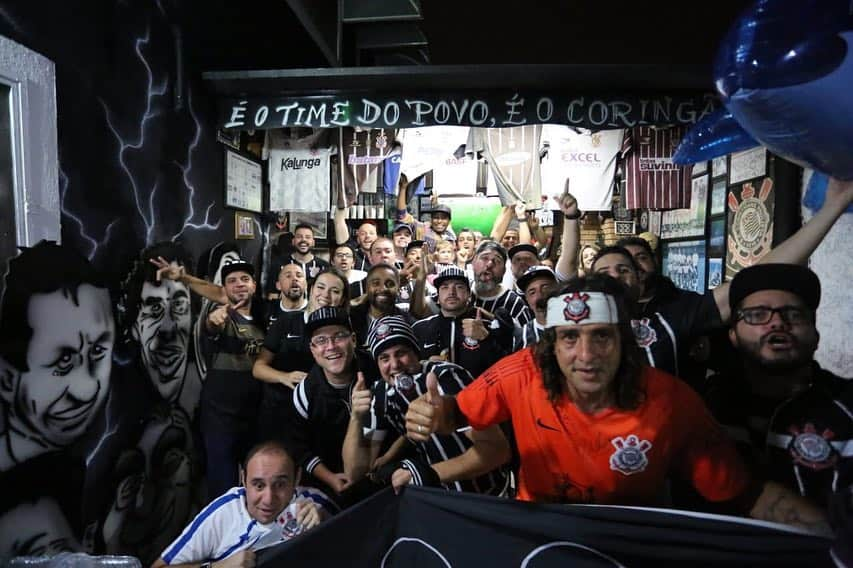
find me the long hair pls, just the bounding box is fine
[307,267,351,313]
[533,274,647,410]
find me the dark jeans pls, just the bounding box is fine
[200,410,255,502]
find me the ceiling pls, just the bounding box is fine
[187,0,754,92]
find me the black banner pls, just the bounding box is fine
[219,92,719,131]
[258,487,833,567]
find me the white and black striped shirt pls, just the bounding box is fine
[364,360,509,496]
[473,287,534,327]
[512,320,544,352]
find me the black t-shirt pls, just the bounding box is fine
[265,254,331,294]
[702,364,853,511]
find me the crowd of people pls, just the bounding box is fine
[151,178,853,566]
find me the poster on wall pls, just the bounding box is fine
[712,156,727,178]
[708,257,723,289]
[660,174,707,239]
[711,179,727,215]
[662,239,707,294]
[693,160,708,175]
[225,149,263,213]
[726,177,775,279]
[709,217,725,252]
[729,147,767,185]
[648,210,662,236]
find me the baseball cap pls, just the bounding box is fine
[729,264,821,314]
[433,266,470,288]
[431,204,452,218]
[508,243,538,260]
[367,316,421,359]
[305,307,352,337]
[393,223,413,235]
[221,257,255,280]
[516,265,557,293]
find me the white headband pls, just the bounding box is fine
[545,292,619,328]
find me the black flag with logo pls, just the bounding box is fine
[258,487,833,567]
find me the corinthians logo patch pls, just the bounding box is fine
[374,323,391,339]
[788,423,838,471]
[630,318,658,348]
[563,292,591,322]
[609,435,652,476]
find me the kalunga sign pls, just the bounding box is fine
[220,91,719,131]
[258,488,832,567]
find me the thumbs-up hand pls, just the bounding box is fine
[462,308,489,341]
[406,370,444,442]
[350,372,371,419]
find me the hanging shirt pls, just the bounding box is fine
[399,126,470,181]
[540,126,623,211]
[339,128,396,197]
[467,125,543,206]
[268,147,332,212]
[621,126,694,210]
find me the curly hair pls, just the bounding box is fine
[533,274,646,410]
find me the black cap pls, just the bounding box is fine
[305,307,352,337]
[405,240,425,255]
[433,266,469,288]
[367,316,420,359]
[508,243,538,260]
[431,204,452,218]
[220,257,255,280]
[516,265,557,293]
[729,264,821,314]
[393,223,413,235]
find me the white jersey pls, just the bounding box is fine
[540,125,623,211]
[268,147,333,212]
[160,486,333,564]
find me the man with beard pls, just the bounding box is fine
[351,237,406,300]
[266,263,308,328]
[703,264,852,513]
[334,209,378,272]
[286,308,377,506]
[404,276,832,537]
[413,267,513,378]
[470,241,533,327]
[201,257,265,500]
[507,243,541,287]
[349,263,414,348]
[343,316,510,495]
[512,265,558,351]
[282,224,330,285]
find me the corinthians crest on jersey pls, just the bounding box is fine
[609,434,653,475]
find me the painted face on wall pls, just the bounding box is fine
[0,496,82,557]
[133,279,191,403]
[1,284,114,452]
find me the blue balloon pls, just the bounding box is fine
[714,0,853,180]
[803,171,853,213]
[673,108,759,165]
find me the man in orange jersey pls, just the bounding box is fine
[405,274,833,537]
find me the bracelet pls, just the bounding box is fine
[564,212,581,220]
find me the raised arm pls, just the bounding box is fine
[334,206,350,246]
[342,373,382,482]
[515,202,532,245]
[150,256,228,305]
[490,205,514,241]
[554,187,580,280]
[711,177,853,322]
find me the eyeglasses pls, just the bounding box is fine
[334,253,353,259]
[310,331,352,347]
[735,306,812,326]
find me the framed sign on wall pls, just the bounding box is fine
[225,148,263,213]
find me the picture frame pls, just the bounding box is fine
[615,221,636,235]
[217,128,241,150]
[711,179,727,216]
[662,239,707,294]
[712,156,727,179]
[660,174,707,239]
[234,211,255,240]
[692,160,708,175]
[225,148,263,213]
[708,257,723,289]
[709,217,726,252]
